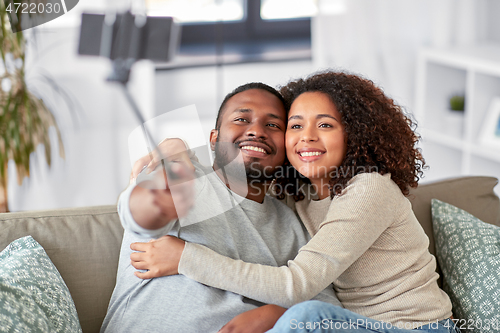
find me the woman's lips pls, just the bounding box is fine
[297,150,325,162]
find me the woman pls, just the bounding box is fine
[131,71,458,333]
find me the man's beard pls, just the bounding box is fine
[213,141,277,183]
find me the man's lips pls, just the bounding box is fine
[237,141,273,155]
[241,146,267,154]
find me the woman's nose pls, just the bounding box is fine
[300,127,318,142]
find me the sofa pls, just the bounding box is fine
[1,176,499,333]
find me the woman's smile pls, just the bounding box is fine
[296,148,326,162]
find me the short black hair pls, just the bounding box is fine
[214,82,285,130]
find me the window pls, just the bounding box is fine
[150,0,312,46]
[146,0,245,23]
[260,0,317,20]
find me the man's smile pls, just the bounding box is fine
[237,140,273,157]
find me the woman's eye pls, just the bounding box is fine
[289,124,301,129]
[319,123,333,128]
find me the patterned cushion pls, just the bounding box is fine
[0,236,82,332]
[431,199,500,332]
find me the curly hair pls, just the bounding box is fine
[274,71,426,200]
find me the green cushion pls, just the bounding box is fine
[0,236,82,332]
[431,199,500,332]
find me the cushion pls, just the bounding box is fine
[409,176,500,258]
[432,199,500,331]
[0,236,82,332]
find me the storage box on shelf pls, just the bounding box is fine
[415,44,500,195]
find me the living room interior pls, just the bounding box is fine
[1,1,500,332]
[2,0,499,212]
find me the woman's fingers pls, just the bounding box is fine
[134,270,156,280]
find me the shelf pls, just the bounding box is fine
[420,129,465,151]
[470,143,500,164]
[421,129,500,163]
[415,44,500,184]
[421,44,500,76]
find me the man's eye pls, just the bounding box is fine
[267,123,280,128]
[235,118,248,122]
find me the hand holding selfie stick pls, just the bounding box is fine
[78,9,182,183]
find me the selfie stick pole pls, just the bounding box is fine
[101,12,171,182]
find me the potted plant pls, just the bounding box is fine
[0,2,64,212]
[449,94,465,112]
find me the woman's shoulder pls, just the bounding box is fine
[334,172,405,205]
[346,172,400,192]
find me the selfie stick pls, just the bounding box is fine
[98,11,179,181]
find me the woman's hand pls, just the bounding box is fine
[130,235,186,279]
[130,138,195,184]
[218,305,286,333]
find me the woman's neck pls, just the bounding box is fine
[310,178,331,200]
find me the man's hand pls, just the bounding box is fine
[130,162,195,230]
[130,138,194,184]
[218,305,286,333]
[130,235,186,279]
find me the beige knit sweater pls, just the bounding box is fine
[178,172,453,327]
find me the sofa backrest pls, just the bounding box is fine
[0,205,123,333]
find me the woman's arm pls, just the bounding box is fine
[180,173,400,307]
[132,173,400,307]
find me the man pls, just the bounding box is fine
[100,83,339,333]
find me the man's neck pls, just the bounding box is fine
[213,167,268,203]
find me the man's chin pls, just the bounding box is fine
[245,162,279,182]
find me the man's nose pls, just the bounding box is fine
[246,122,267,138]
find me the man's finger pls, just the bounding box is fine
[146,159,160,174]
[131,155,153,179]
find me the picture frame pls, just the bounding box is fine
[479,97,500,148]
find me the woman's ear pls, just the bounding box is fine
[209,129,218,151]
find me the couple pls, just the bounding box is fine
[101,71,458,333]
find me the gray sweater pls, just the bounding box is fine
[101,162,339,333]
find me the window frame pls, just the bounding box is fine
[179,0,311,46]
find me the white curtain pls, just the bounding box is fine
[312,0,488,110]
